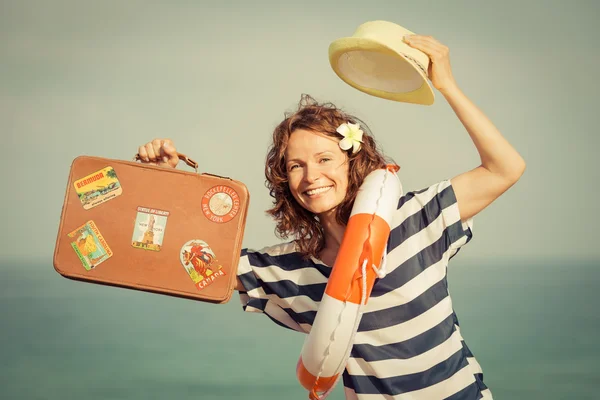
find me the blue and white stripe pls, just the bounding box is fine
[237,180,491,399]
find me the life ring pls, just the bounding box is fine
[296,164,402,400]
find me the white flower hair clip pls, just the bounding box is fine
[336,122,363,154]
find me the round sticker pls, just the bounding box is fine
[201,185,240,223]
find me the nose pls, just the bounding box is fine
[304,164,321,183]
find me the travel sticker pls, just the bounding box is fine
[179,240,226,290]
[201,185,240,223]
[74,166,122,210]
[67,220,113,270]
[131,206,169,252]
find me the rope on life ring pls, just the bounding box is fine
[296,164,403,400]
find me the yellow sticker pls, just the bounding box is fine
[67,220,113,270]
[74,166,123,210]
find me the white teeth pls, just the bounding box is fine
[305,186,332,196]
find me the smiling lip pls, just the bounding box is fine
[304,186,333,197]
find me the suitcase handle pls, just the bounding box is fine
[133,152,199,173]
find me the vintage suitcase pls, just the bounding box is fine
[53,153,249,304]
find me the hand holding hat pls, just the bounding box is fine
[329,21,457,105]
[402,34,457,94]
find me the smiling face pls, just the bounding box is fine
[285,129,350,219]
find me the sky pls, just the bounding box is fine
[1,0,599,264]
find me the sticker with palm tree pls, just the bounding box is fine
[73,166,122,210]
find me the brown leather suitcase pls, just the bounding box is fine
[53,153,249,304]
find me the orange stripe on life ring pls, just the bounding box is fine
[296,357,338,394]
[325,213,390,304]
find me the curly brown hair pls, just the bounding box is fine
[265,94,394,259]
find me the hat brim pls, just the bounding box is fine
[329,37,435,105]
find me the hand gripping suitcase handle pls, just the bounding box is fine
[133,152,199,172]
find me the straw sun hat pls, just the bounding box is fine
[329,20,435,105]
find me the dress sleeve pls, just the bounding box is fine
[400,179,474,261]
[236,247,307,333]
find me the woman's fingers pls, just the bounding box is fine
[153,139,166,162]
[137,139,178,168]
[144,142,158,162]
[404,35,448,59]
[405,35,456,91]
[161,140,179,168]
[139,139,165,163]
[138,145,149,161]
[405,34,442,47]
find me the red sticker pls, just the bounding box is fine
[201,185,240,223]
[180,240,226,291]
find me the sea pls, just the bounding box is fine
[1,258,598,400]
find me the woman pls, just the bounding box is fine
[137,35,525,399]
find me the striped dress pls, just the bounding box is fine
[237,180,493,399]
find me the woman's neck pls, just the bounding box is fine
[318,211,346,253]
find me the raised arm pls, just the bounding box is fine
[404,34,526,222]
